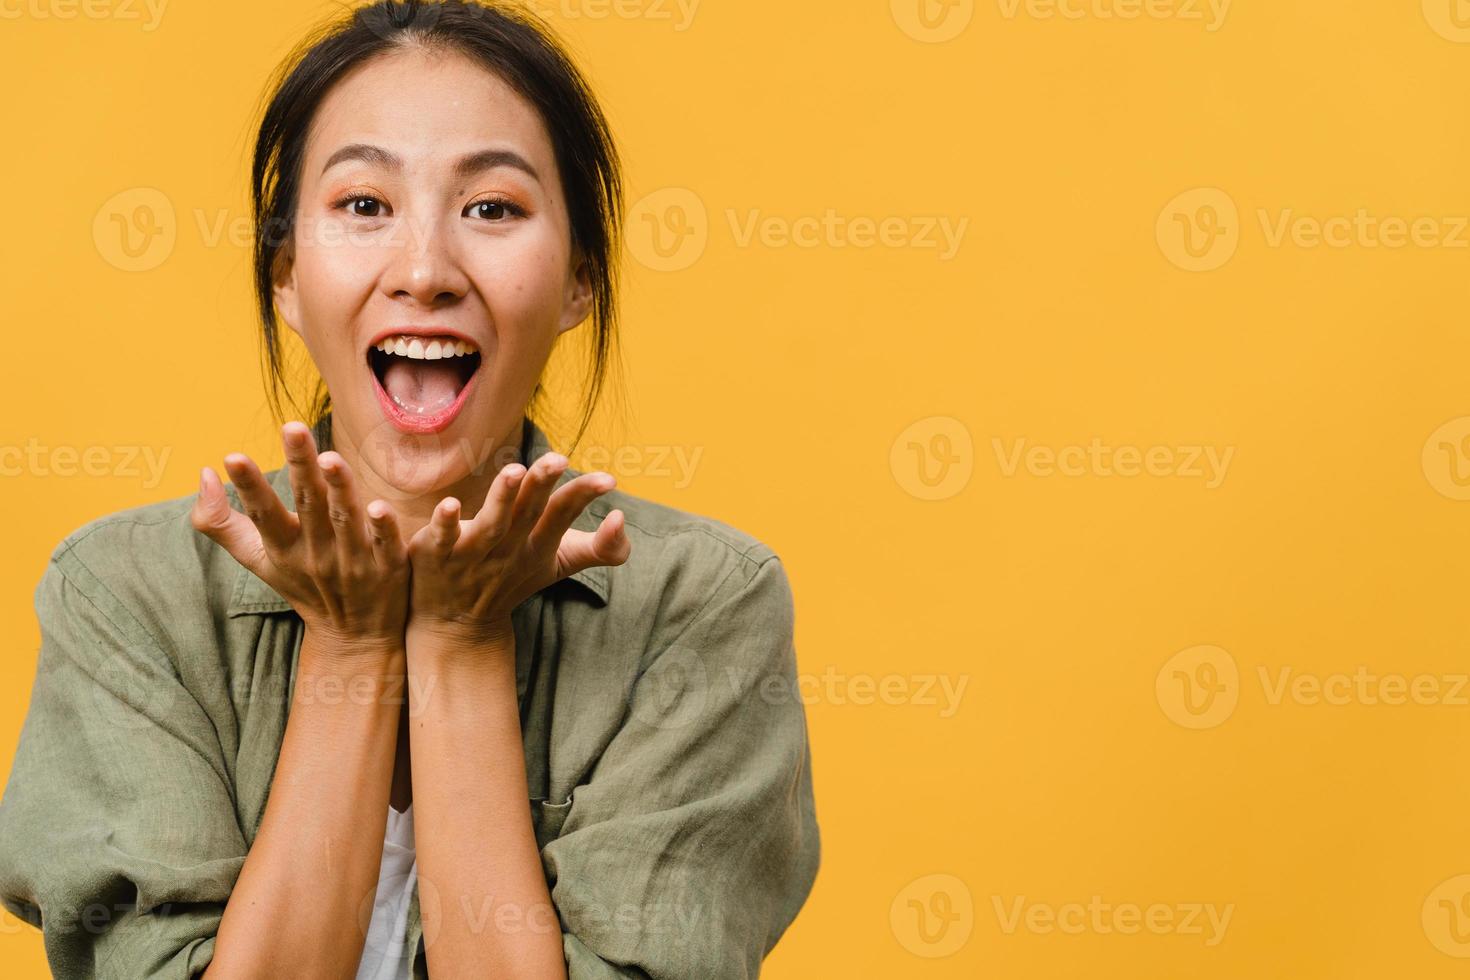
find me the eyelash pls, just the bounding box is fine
[329,193,527,221]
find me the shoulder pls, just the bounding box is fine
[574,475,793,632]
[544,479,801,743]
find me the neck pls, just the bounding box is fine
[322,416,525,542]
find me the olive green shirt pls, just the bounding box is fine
[0,417,820,978]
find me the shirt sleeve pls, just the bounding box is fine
[539,554,821,980]
[0,546,247,979]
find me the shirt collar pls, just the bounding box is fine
[227,416,610,617]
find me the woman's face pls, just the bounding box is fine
[273,44,591,503]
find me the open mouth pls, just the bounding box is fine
[367,333,482,433]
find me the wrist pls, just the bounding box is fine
[406,614,516,652]
[301,621,407,665]
[406,619,516,686]
[295,630,407,713]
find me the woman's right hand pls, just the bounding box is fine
[190,420,410,654]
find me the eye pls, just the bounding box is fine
[466,198,526,222]
[332,194,388,218]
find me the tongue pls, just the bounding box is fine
[382,359,463,415]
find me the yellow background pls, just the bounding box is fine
[4,0,1470,976]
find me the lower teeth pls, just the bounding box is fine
[390,392,457,416]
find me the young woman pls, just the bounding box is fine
[0,2,820,977]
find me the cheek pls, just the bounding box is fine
[289,239,381,373]
[472,233,570,327]
[294,239,379,320]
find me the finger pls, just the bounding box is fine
[418,497,462,560]
[527,471,615,557]
[507,451,569,543]
[222,453,296,551]
[282,421,334,559]
[555,509,632,579]
[190,466,270,574]
[365,499,407,572]
[317,451,370,566]
[458,462,526,553]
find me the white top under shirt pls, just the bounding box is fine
[356,803,417,980]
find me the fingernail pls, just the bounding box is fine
[198,468,207,494]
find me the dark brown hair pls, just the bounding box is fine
[250,0,623,451]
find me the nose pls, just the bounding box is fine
[380,210,470,307]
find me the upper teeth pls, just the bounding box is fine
[375,335,479,360]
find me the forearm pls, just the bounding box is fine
[406,629,567,978]
[205,626,405,978]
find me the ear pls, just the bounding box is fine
[556,251,594,335]
[271,244,303,338]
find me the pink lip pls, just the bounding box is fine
[366,326,483,436]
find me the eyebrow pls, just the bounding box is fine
[319,143,541,183]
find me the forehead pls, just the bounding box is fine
[302,44,556,177]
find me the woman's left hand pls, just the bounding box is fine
[405,451,631,649]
